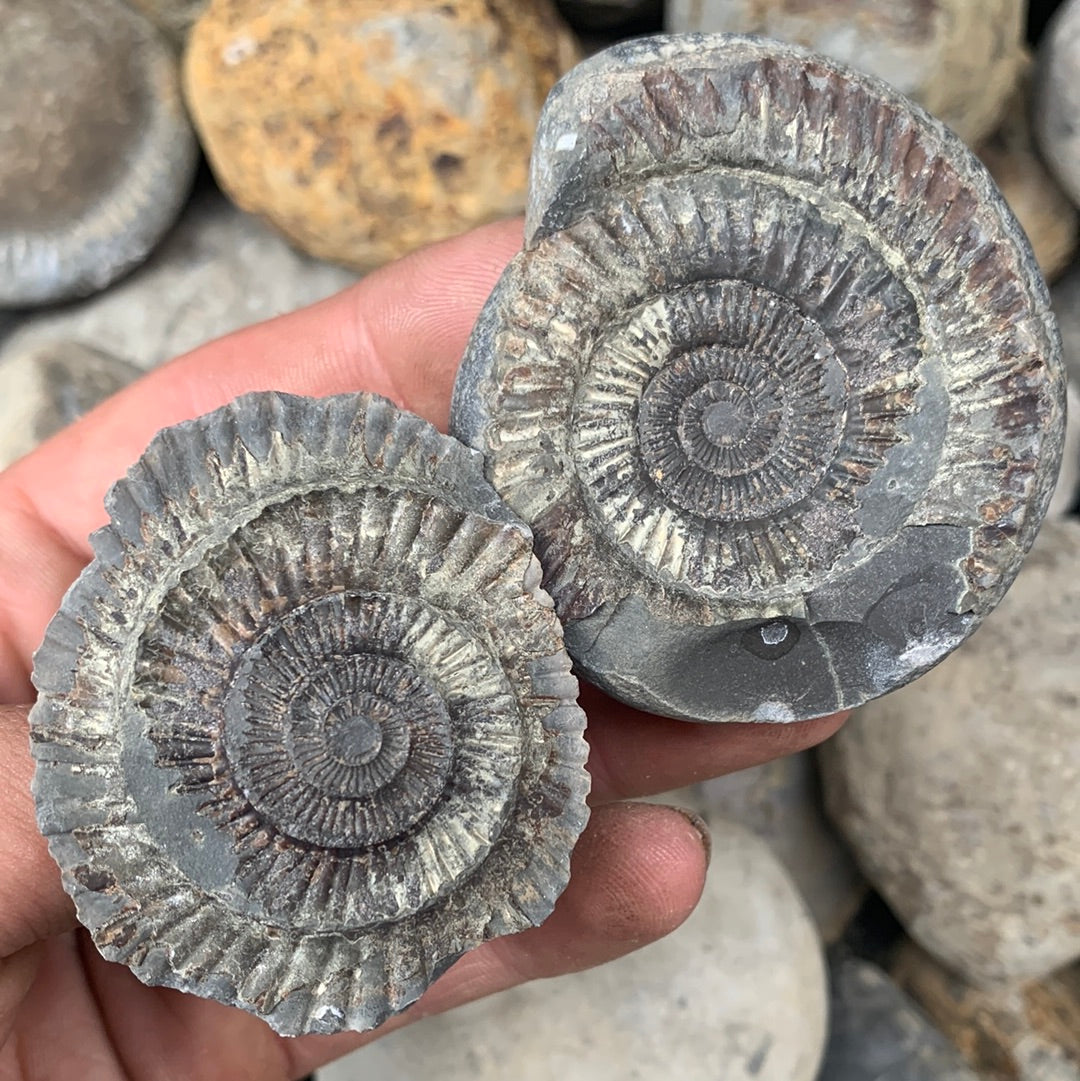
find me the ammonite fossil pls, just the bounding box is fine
[0,0,198,307]
[29,392,590,1035]
[451,35,1066,723]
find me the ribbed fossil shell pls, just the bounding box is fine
[29,392,590,1035]
[451,35,1066,723]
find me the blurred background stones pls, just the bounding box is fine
[660,753,867,945]
[122,0,209,45]
[0,179,357,373]
[555,0,662,32]
[978,55,1078,282]
[182,0,579,270]
[821,518,1080,989]
[0,342,141,470]
[1054,267,1080,385]
[893,943,1080,1081]
[1035,0,1080,207]
[322,821,828,1081]
[1052,383,1080,517]
[0,0,198,307]
[820,955,981,1080]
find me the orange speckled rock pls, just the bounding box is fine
[183,0,580,269]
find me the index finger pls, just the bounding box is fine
[0,219,523,699]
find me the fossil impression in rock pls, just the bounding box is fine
[29,392,590,1035]
[0,0,198,307]
[451,35,1066,723]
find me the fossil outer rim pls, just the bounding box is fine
[29,391,591,1035]
[450,33,1066,723]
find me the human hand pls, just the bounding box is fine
[0,219,846,1080]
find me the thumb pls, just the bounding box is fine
[0,706,75,960]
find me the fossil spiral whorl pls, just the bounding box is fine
[451,34,1066,723]
[29,392,590,1035]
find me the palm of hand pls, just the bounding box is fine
[0,220,844,1080]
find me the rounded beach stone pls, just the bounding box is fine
[0,183,358,373]
[321,819,828,1081]
[123,0,209,43]
[893,943,1080,1081]
[0,341,141,470]
[664,0,1025,146]
[183,0,579,269]
[978,58,1078,283]
[451,35,1066,723]
[29,392,590,1035]
[0,0,198,307]
[820,955,981,1081]
[672,753,866,943]
[1049,382,1079,518]
[821,518,1080,987]
[1054,263,1080,386]
[1035,0,1080,209]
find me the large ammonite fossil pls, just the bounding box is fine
[29,392,590,1035]
[451,34,1066,723]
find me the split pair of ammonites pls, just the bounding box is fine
[30,35,1065,1034]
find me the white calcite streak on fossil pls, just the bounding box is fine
[29,391,590,1036]
[451,34,1066,724]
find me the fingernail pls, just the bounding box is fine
[662,805,711,869]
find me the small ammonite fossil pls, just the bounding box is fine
[451,34,1066,723]
[29,392,590,1035]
